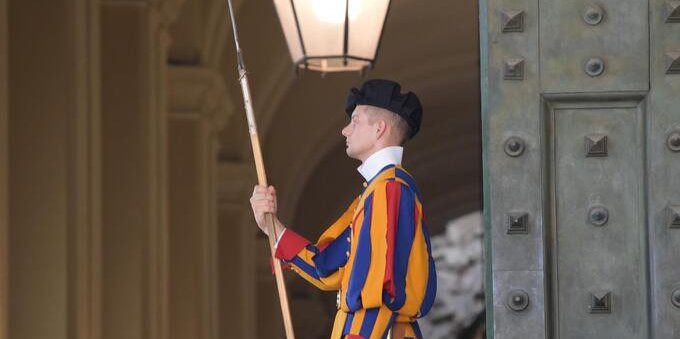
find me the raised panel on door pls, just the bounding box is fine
[547,97,648,338]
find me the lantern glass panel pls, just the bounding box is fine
[294,0,345,56]
[348,0,389,60]
[273,0,391,72]
[273,0,304,63]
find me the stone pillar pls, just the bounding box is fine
[0,0,7,337]
[99,1,181,339]
[217,162,259,339]
[167,65,230,339]
[69,1,102,338]
[8,1,101,339]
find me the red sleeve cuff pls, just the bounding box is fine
[274,228,310,261]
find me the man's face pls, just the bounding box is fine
[341,105,378,162]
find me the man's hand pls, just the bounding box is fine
[250,185,284,237]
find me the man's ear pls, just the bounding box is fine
[376,119,388,137]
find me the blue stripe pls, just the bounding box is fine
[380,313,397,339]
[343,312,355,335]
[305,244,319,255]
[418,222,437,317]
[290,256,320,280]
[311,228,351,278]
[346,194,373,311]
[367,164,396,185]
[412,321,423,339]
[386,185,416,311]
[359,308,380,337]
[395,168,422,201]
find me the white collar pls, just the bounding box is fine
[357,146,404,182]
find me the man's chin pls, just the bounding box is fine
[345,147,357,160]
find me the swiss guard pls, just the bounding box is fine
[250,79,437,339]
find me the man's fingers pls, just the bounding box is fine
[251,196,272,203]
[252,197,275,205]
[257,185,274,192]
[253,201,275,213]
[253,185,268,194]
[251,185,277,237]
[250,191,274,202]
[254,200,272,208]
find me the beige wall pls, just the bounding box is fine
[101,5,149,339]
[3,0,231,337]
[69,1,102,338]
[217,162,259,339]
[167,65,229,339]
[0,0,7,337]
[100,2,172,339]
[3,1,228,339]
[7,0,103,337]
[169,120,203,339]
[9,0,84,338]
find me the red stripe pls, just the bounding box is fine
[384,180,401,299]
[415,204,419,231]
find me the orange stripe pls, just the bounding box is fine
[352,207,365,226]
[401,201,428,316]
[297,248,317,265]
[370,307,393,339]
[404,324,415,337]
[319,268,344,289]
[330,311,348,339]
[362,182,388,308]
[350,309,366,334]
[317,196,359,248]
[290,265,330,291]
[394,177,409,187]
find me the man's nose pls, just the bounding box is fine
[341,125,350,137]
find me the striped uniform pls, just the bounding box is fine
[275,165,437,339]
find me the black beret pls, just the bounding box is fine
[345,79,423,139]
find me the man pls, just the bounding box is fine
[250,79,436,339]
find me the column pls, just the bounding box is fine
[0,0,7,337]
[69,0,102,338]
[100,1,180,339]
[217,162,259,339]
[8,1,100,339]
[167,65,230,339]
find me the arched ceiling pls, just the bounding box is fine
[167,0,481,235]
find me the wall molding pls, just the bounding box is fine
[168,65,233,134]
